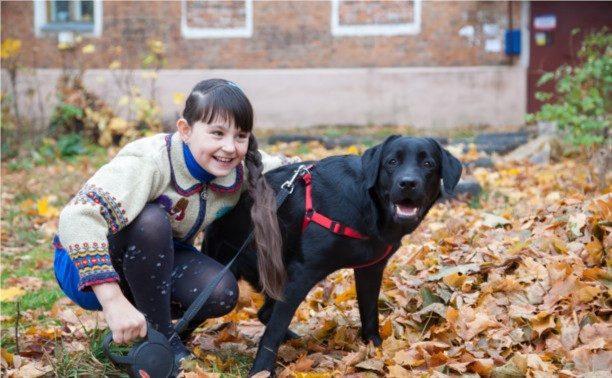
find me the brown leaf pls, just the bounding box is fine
[387,364,412,378]
[393,349,425,367]
[342,349,366,367]
[355,358,385,373]
[579,323,612,344]
[293,354,316,372]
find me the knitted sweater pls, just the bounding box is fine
[58,132,296,291]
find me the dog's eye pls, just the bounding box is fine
[423,161,433,168]
[387,158,398,166]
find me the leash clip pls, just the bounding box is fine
[280,165,310,194]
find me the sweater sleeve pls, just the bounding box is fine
[58,153,166,291]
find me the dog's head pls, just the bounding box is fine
[362,135,462,230]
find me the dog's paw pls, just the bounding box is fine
[283,329,300,341]
[361,332,382,346]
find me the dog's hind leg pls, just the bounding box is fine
[249,266,327,376]
[354,261,388,346]
[257,297,300,341]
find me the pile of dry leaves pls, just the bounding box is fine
[1,140,610,377]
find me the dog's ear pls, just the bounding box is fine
[361,135,401,190]
[436,142,463,195]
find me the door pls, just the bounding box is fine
[528,1,612,113]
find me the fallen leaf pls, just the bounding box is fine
[355,358,385,373]
[387,364,412,377]
[0,286,26,302]
[293,354,316,372]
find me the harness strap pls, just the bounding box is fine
[299,165,394,269]
[348,245,394,270]
[301,170,369,239]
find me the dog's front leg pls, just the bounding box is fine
[249,266,326,376]
[354,261,387,346]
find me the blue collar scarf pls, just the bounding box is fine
[183,144,216,183]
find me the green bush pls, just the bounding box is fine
[527,28,611,146]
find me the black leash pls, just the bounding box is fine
[174,164,309,333]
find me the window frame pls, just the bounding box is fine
[331,0,422,37]
[181,0,253,39]
[33,0,103,37]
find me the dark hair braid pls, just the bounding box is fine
[245,134,286,300]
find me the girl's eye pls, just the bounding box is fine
[423,161,433,168]
[237,133,248,140]
[388,159,398,166]
[211,131,223,137]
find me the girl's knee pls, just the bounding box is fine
[204,273,239,318]
[131,203,171,237]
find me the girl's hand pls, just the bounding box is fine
[92,282,148,344]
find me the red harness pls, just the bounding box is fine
[299,166,394,269]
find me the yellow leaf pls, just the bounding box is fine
[109,60,121,69]
[387,365,411,378]
[443,272,467,289]
[37,196,60,218]
[147,39,165,55]
[1,347,14,366]
[142,71,159,79]
[345,145,359,155]
[1,38,22,59]
[467,143,478,157]
[294,372,337,378]
[0,286,26,302]
[575,285,602,303]
[57,42,73,50]
[583,240,604,266]
[379,318,393,340]
[117,96,130,108]
[530,312,555,336]
[174,92,186,105]
[19,198,36,214]
[81,44,96,54]
[393,349,424,367]
[335,286,356,303]
[508,168,521,176]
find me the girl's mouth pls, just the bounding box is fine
[214,156,234,164]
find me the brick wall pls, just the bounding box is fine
[1,1,522,69]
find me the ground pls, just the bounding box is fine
[1,131,610,377]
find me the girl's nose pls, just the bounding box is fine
[222,137,236,152]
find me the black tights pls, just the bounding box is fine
[107,204,238,344]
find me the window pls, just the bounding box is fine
[181,0,253,39]
[34,0,103,36]
[331,0,421,37]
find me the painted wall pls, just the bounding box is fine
[2,66,526,130]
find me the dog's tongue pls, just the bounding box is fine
[395,204,418,217]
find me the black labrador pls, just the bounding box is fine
[204,135,462,376]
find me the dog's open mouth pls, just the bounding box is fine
[393,199,420,219]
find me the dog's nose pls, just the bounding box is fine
[399,177,420,190]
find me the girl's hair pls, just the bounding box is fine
[182,79,286,300]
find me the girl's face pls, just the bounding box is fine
[178,117,250,177]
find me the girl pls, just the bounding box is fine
[53,78,293,367]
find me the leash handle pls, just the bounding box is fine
[103,331,136,365]
[174,165,303,334]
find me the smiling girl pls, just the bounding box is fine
[53,79,294,369]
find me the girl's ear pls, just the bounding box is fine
[177,118,191,144]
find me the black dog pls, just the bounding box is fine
[204,135,462,376]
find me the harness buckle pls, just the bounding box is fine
[329,221,346,235]
[280,165,310,194]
